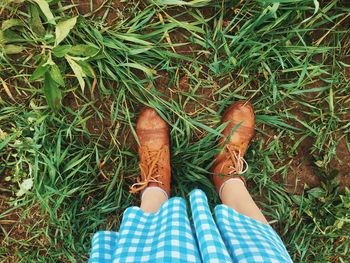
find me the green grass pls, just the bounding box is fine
[1,0,350,262]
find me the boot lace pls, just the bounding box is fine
[130,146,164,194]
[225,144,248,175]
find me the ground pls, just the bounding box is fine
[0,0,350,262]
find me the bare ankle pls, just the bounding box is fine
[140,187,168,213]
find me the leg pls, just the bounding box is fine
[215,181,293,263]
[140,187,168,213]
[220,178,268,225]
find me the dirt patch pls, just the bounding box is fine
[63,87,113,137]
[0,198,48,251]
[284,158,320,194]
[330,137,350,188]
[153,70,172,97]
[276,131,350,194]
[71,0,123,24]
[62,77,139,157]
[0,169,50,258]
[0,75,34,106]
[164,7,214,56]
[283,137,321,194]
[309,1,350,46]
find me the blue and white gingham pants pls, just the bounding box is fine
[89,189,292,262]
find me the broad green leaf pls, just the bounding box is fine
[30,4,45,36]
[52,45,72,57]
[68,44,99,57]
[32,0,56,25]
[66,55,86,92]
[30,63,49,81]
[78,60,94,78]
[1,19,23,31]
[3,29,24,43]
[55,17,77,46]
[308,187,325,199]
[43,72,62,112]
[3,44,25,54]
[50,64,65,86]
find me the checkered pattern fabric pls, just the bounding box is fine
[89,189,292,263]
[90,231,119,262]
[189,190,231,262]
[215,204,292,263]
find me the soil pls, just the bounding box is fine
[0,196,48,257]
[63,86,113,140]
[284,138,321,194]
[70,0,123,24]
[330,137,350,188]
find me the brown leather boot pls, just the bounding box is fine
[129,108,171,197]
[211,101,255,195]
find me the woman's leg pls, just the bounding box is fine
[140,187,168,213]
[215,179,293,263]
[220,178,269,225]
